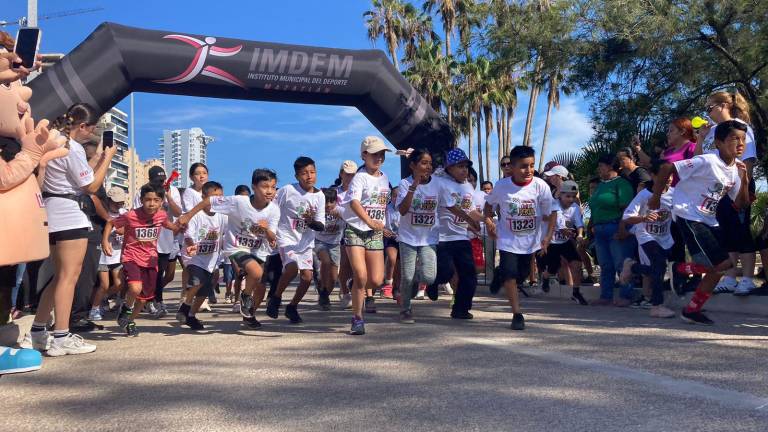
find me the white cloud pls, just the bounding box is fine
[530,97,594,162]
[139,104,256,126]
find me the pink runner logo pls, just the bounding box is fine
[153,34,246,88]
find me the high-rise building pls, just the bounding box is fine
[125,147,163,200]
[98,108,130,192]
[159,128,214,188]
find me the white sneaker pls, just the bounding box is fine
[414,289,426,300]
[734,278,756,296]
[88,308,103,321]
[340,293,352,310]
[714,276,738,294]
[153,302,168,318]
[441,283,454,295]
[146,301,158,315]
[46,333,97,357]
[200,299,211,312]
[19,331,52,351]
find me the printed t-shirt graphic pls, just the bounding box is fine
[672,154,740,227]
[275,183,326,250]
[485,177,553,254]
[396,176,440,246]
[343,172,391,231]
[209,195,280,259]
[551,203,584,244]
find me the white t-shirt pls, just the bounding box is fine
[702,118,757,161]
[42,139,94,232]
[485,177,553,254]
[182,187,203,212]
[623,188,674,249]
[99,208,127,265]
[210,195,279,260]
[342,171,390,232]
[395,177,440,246]
[275,183,326,251]
[436,176,476,242]
[185,211,226,273]
[551,202,584,245]
[672,154,740,227]
[470,190,487,239]
[133,186,181,254]
[386,202,400,234]
[316,206,344,245]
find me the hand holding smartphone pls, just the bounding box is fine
[102,131,114,148]
[13,28,41,69]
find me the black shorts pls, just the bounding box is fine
[49,228,90,245]
[498,251,533,284]
[676,217,729,268]
[544,241,580,274]
[716,198,756,253]
[229,252,265,270]
[188,264,217,298]
[384,237,399,250]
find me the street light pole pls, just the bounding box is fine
[130,93,136,201]
[27,0,37,27]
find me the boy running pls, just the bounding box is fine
[649,120,749,325]
[177,182,227,330]
[103,184,184,336]
[315,187,344,311]
[484,146,556,330]
[266,157,326,323]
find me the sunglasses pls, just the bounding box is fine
[705,104,719,113]
[500,162,512,168]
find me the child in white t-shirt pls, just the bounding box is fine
[266,157,326,324]
[315,187,344,311]
[620,161,675,318]
[650,120,750,325]
[484,146,555,331]
[179,182,226,330]
[89,187,128,322]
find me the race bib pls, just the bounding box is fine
[236,234,262,249]
[698,196,719,215]
[292,218,308,232]
[197,242,216,255]
[325,221,340,234]
[135,226,160,241]
[508,217,536,233]
[646,222,668,236]
[366,207,386,222]
[553,229,570,242]
[111,233,124,248]
[411,213,435,227]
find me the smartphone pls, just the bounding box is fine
[13,27,41,68]
[102,131,114,148]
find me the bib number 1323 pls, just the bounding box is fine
[508,217,535,233]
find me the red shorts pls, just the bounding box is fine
[470,238,485,268]
[122,261,158,301]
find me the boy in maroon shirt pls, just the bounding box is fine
[103,184,184,336]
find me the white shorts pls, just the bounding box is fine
[279,246,314,271]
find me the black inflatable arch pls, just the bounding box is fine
[28,22,452,158]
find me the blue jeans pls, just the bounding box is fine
[593,222,634,300]
[398,243,437,312]
[11,263,26,308]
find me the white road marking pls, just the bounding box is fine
[458,336,768,412]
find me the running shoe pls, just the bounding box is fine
[240,292,255,318]
[365,296,377,314]
[266,296,281,319]
[19,331,51,351]
[46,334,97,357]
[380,284,394,299]
[510,313,525,331]
[125,322,139,337]
[415,284,426,300]
[681,310,714,325]
[285,304,303,324]
[185,316,204,330]
[88,308,103,322]
[318,291,332,311]
[426,283,439,301]
[340,293,352,310]
[146,301,158,315]
[243,317,262,329]
[349,317,365,335]
[450,310,474,320]
[153,302,168,318]
[571,291,588,306]
[713,276,737,294]
[176,303,190,323]
[541,277,551,293]
[399,309,415,324]
[200,299,212,312]
[734,278,756,296]
[442,283,454,296]
[630,296,652,309]
[0,346,42,375]
[117,305,132,329]
[223,294,233,304]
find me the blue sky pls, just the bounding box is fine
[4,0,593,192]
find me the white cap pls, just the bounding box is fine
[543,165,569,178]
[341,160,358,174]
[106,187,127,203]
[360,136,392,154]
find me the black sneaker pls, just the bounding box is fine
[240,292,254,318]
[243,317,262,329]
[70,318,100,332]
[571,291,588,306]
[285,304,303,324]
[426,284,439,301]
[117,305,132,329]
[541,278,551,293]
[266,296,281,319]
[681,310,714,326]
[185,316,204,330]
[318,291,331,311]
[125,321,139,337]
[511,313,525,331]
[365,296,377,314]
[450,310,474,320]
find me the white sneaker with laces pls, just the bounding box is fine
[153,302,168,318]
[88,308,103,321]
[340,293,352,310]
[441,283,454,295]
[46,334,97,357]
[734,278,756,296]
[414,290,426,300]
[146,301,158,315]
[19,331,52,351]
[200,299,212,312]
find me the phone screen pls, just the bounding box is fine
[102,131,114,148]
[14,28,41,68]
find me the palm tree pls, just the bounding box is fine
[455,0,482,60]
[423,0,457,58]
[403,40,457,112]
[521,59,542,147]
[364,0,406,71]
[400,3,438,64]
[539,69,562,171]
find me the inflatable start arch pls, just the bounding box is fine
[28,22,453,156]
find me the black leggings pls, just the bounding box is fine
[155,253,171,303]
[265,254,283,298]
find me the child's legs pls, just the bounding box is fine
[398,243,419,311]
[338,246,352,295]
[190,270,215,315]
[292,269,313,306]
[161,258,177,289]
[275,260,299,299]
[346,246,368,317]
[93,270,110,308]
[317,249,333,292]
[499,252,530,314]
[243,259,265,308]
[384,245,398,282]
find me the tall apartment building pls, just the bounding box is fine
[98,108,130,192]
[124,147,163,200]
[159,128,214,188]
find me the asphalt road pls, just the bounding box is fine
[4,285,768,432]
